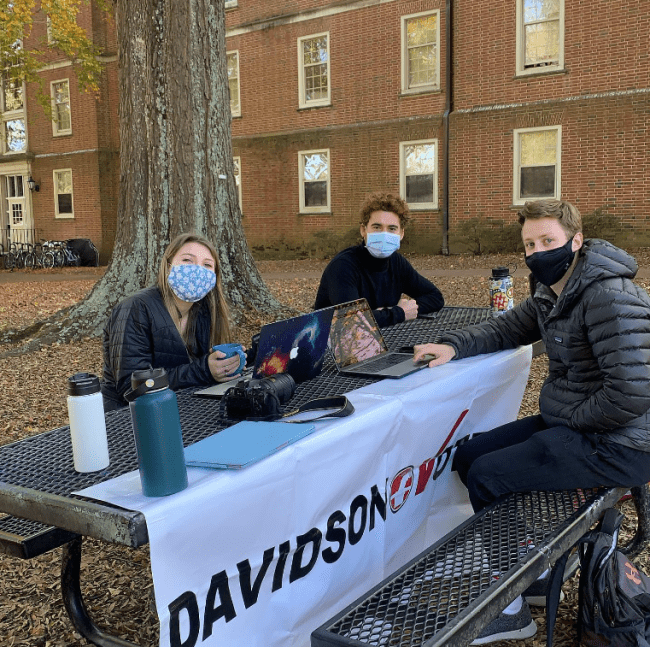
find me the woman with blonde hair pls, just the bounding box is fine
[102,232,244,410]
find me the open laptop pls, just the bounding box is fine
[194,307,335,397]
[253,307,335,382]
[329,299,427,379]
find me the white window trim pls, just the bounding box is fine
[298,148,331,214]
[227,50,241,117]
[50,78,72,136]
[515,0,564,76]
[53,168,74,219]
[233,156,242,211]
[297,32,331,109]
[399,139,438,209]
[401,10,440,94]
[225,0,238,8]
[512,125,562,205]
[1,77,27,155]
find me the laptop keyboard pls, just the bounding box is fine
[359,353,411,373]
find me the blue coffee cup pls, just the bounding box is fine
[212,343,246,376]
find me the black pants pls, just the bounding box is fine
[452,415,650,512]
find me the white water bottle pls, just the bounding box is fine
[67,372,110,472]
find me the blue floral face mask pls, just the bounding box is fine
[167,264,216,302]
[366,232,401,259]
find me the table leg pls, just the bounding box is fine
[61,536,141,647]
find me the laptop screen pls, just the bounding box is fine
[254,308,335,383]
[329,299,388,368]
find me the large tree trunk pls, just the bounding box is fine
[1,0,284,353]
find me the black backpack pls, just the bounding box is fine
[575,507,650,646]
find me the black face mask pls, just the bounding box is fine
[525,238,575,287]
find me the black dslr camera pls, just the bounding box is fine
[223,373,296,420]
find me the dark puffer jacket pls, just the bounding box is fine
[440,239,650,452]
[101,286,214,410]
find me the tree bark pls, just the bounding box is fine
[1,0,285,354]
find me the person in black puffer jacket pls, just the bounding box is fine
[413,199,650,645]
[102,232,245,411]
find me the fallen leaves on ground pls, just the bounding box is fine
[0,253,648,646]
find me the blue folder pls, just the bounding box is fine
[184,420,316,470]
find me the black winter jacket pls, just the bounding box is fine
[101,287,214,410]
[440,239,650,452]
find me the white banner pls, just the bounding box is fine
[78,346,532,647]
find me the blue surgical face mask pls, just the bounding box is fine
[366,232,401,259]
[167,264,216,302]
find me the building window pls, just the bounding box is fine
[51,79,71,136]
[298,33,330,108]
[54,169,74,218]
[399,140,437,208]
[233,156,242,209]
[227,51,240,117]
[299,149,330,213]
[516,0,564,75]
[401,11,440,93]
[513,126,561,203]
[1,76,26,154]
[6,175,25,226]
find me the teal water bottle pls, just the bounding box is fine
[125,367,188,497]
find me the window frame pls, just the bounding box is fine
[297,32,331,109]
[227,50,241,117]
[50,78,72,136]
[400,9,440,94]
[1,76,27,155]
[233,156,242,211]
[53,168,75,219]
[298,148,331,214]
[515,0,564,76]
[401,10,441,95]
[512,125,562,204]
[399,139,438,209]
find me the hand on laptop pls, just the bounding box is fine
[413,343,456,368]
[398,297,419,321]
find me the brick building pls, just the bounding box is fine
[3,0,648,259]
[227,0,650,253]
[0,3,118,261]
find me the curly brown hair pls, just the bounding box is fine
[359,192,410,228]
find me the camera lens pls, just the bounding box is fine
[260,373,296,403]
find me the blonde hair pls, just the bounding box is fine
[157,232,232,348]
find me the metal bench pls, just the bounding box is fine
[311,485,650,647]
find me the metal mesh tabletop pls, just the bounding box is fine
[0,307,490,557]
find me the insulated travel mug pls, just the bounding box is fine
[489,266,514,316]
[125,367,188,497]
[67,372,110,472]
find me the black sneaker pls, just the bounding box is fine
[470,600,537,645]
[523,572,565,607]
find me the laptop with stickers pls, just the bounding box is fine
[194,307,335,397]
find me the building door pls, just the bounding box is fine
[4,174,32,246]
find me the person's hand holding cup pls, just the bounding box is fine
[209,343,246,383]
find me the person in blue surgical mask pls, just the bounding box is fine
[414,199,650,645]
[101,232,245,410]
[314,192,444,326]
